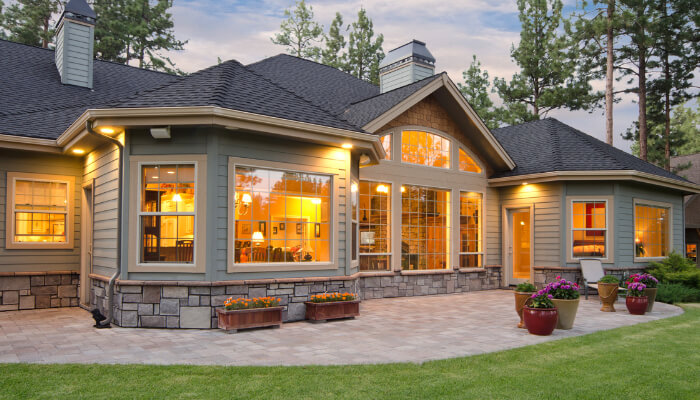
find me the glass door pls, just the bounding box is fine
[508,208,531,284]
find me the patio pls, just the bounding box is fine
[0,290,682,366]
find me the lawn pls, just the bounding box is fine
[2,305,699,400]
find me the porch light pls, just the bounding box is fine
[98,127,116,135]
[342,143,353,149]
[376,184,389,194]
[522,182,528,186]
[72,149,85,155]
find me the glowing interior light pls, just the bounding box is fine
[520,221,525,226]
[241,193,252,204]
[311,198,322,205]
[351,183,358,193]
[376,184,389,193]
[252,231,264,244]
[400,186,406,193]
[172,194,182,202]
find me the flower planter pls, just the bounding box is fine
[305,300,360,322]
[523,307,558,336]
[216,306,283,333]
[643,287,657,312]
[597,282,619,312]
[514,292,534,329]
[551,297,580,330]
[626,296,649,315]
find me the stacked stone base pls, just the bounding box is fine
[0,271,79,312]
[90,266,503,329]
[534,266,648,290]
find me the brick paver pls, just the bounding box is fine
[0,290,682,366]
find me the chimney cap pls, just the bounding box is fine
[379,39,435,71]
[62,0,96,23]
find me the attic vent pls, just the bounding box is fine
[378,40,435,93]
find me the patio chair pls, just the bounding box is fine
[579,259,627,300]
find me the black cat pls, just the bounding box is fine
[91,308,110,329]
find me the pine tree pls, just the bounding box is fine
[93,0,130,63]
[2,0,60,48]
[127,0,187,74]
[321,12,346,70]
[458,55,500,129]
[0,1,6,40]
[346,8,384,84]
[271,0,323,60]
[493,0,598,124]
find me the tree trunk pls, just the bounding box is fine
[605,0,615,145]
[638,50,648,161]
[662,2,671,171]
[42,17,49,48]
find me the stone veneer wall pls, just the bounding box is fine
[90,266,503,329]
[534,266,648,289]
[0,271,79,312]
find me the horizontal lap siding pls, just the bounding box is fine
[486,186,501,265]
[0,150,82,272]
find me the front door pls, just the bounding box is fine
[507,208,532,285]
[80,184,93,307]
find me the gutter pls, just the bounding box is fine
[86,121,124,328]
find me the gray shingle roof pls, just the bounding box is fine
[492,118,688,182]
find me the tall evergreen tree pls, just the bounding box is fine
[2,0,60,48]
[127,0,187,74]
[493,0,598,124]
[93,0,130,63]
[0,1,6,40]
[346,8,384,84]
[320,12,346,70]
[271,0,323,60]
[458,55,500,129]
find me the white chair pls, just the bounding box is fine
[579,259,626,299]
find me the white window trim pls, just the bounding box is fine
[566,196,615,264]
[128,154,207,273]
[399,128,452,170]
[458,190,484,267]
[227,157,340,273]
[633,198,673,262]
[457,147,484,175]
[358,178,392,272]
[5,172,75,250]
[351,178,359,267]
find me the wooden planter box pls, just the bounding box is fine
[216,306,283,333]
[305,300,360,322]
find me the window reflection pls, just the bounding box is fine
[401,130,450,168]
[359,181,391,271]
[380,134,391,160]
[401,185,450,270]
[459,148,482,173]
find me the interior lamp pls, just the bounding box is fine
[252,231,264,245]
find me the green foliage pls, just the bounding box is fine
[598,275,620,284]
[346,8,384,85]
[647,251,700,289]
[515,281,537,292]
[320,12,347,70]
[1,0,59,48]
[529,292,555,308]
[458,55,500,129]
[271,0,323,61]
[0,0,5,40]
[656,283,700,304]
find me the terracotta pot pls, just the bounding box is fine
[626,296,649,315]
[643,287,657,312]
[514,292,534,329]
[597,283,619,312]
[305,300,360,322]
[216,307,283,333]
[551,297,580,330]
[523,307,558,336]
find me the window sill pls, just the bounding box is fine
[228,262,337,273]
[400,269,453,276]
[633,257,667,263]
[5,242,74,250]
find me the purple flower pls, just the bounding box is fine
[548,294,553,299]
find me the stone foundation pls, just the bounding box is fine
[90,266,503,329]
[0,271,79,312]
[533,266,648,289]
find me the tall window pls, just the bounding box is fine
[359,181,391,271]
[401,185,450,270]
[635,204,669,258]
[351,180,358,262]
[459,192,482,267]
[459,148,482,173]
[11,177,69,244]
[401,130,450,168]
[571,201,607,258]
[234,166,331,264]
[380,134,391,160]
[140,164,196,263]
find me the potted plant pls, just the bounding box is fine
[522,290,558,336]
[625,273,659,312]
[514,281,537,329]
[546,276,581,330]
[305,292,360,322]
[625,282,649,315]
[216,296,283,333]
[597,275,620,312]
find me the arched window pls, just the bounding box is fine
[459,148,482,173]
[401,130,450,168]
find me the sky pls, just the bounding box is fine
[155,0,686,154]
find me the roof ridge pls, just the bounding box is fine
[346,73,444,107]
[547,119,563,170]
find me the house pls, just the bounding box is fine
[671,153,700,265]
[1,0,698,327]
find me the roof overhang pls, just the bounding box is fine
[488,170,700,194]
[361,74,516,171]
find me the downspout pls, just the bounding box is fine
[86,121,123,327]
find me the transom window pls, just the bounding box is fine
[401,185,450,270]
[459,192,482,267]
[234,166,331,264]
[571,201,607,258]
[459,148,482,173]
[401,130,450,168]
[635,204,669,258]
[380,134,391,160]
[140,164,196,263]
[359,181,391,271]
[12,178,69,243]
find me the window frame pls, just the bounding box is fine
[379,134,392,161]
[457,147,484,175]
[566,196,615,264]
[128,155,207,273]
[633,199,673,262]
[227,157,339,273]
[5,172,75,250]
[400,129,452,170]
[458,191,484,268]
[358,179,392,272]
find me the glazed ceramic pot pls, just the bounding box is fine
[551,297,580,330]
[626,296,649,315]
[643,287,657,312]
[522,307,558,336]
[514,292,534,329]
[597,283,619,312]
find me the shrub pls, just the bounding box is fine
[515,281,536,292]
[655,283,700,304]
[647,252,700,289]
[598,275,620,284]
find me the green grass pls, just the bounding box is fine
[2,305,700,400]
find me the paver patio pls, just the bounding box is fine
[0,290,682,366]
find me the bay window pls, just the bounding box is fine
[359,181,391,271]
[459,192,482,267]
[634,202,670,259]
[401,185,450,270]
